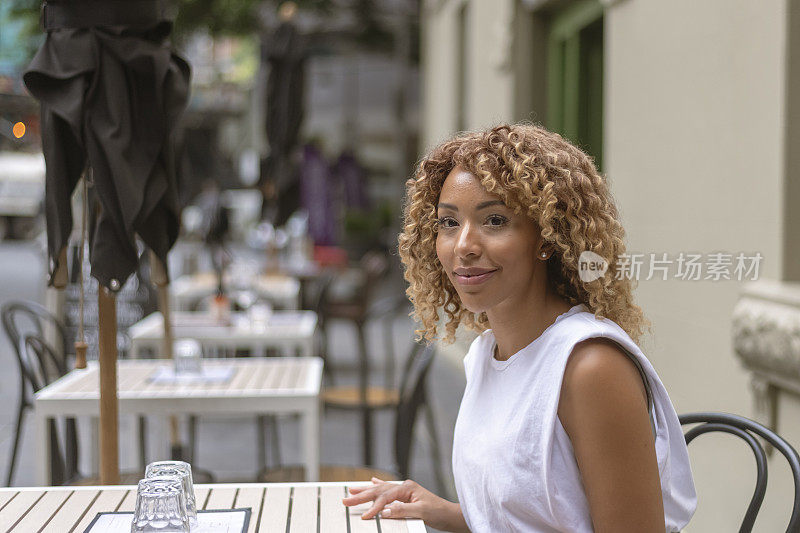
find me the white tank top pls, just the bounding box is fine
[452,304,696,532]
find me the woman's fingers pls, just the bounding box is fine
[358,489,403,519]
[342,488,376,505]
[346,478,386,497]
[380,501,422,520]
[343,482,400,510]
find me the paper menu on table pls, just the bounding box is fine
[83,508,250,532]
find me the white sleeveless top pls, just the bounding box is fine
[452,304,696,532]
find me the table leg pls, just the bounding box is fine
[34,405,49,485]
[356,321,373,466]
[302,401,320,482]
[90,416,99,477]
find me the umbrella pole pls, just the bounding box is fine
[75,173,90,369]
[98,286,120,485]
[150,252,182,459]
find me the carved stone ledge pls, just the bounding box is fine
[733,279,800,433]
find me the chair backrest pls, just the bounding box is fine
[21,334,69,391]
[1,300,69,400]
[680,412,800,533]
[22,333,80,485]
[310,272,335,325]
[1,301,68,354]
[393,341,437,479]
[371,294,412,389]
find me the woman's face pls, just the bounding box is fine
[435,167,545,315]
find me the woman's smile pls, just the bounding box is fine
[453,266,498,286]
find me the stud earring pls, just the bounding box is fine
[540,251,548,259]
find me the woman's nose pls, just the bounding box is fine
[454,223,481,258]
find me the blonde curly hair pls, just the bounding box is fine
[398,124,650,345]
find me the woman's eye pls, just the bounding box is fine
[436,216,458,228]
[486,215,507,226]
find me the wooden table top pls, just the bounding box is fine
[128,311,318,342]
[171,272,301,298]
[0,482,425,532]
[36,358,323,402]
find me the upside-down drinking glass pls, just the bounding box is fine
[145,461,197,526]
[173,339,202,376]
[131,476,189,532]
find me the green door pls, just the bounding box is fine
[547,0,604,170]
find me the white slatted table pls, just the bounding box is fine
[128,311,318,357]
[34,359,322,485]
[0,482,426,532]
[171,272,301,311]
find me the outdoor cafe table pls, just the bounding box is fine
[170,272,301,311]
[34,358,322,486]
[0,482,426,532]
[128,310,318,357]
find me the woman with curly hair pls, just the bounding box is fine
[343,124,696,532]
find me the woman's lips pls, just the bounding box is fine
[454,270,497,285]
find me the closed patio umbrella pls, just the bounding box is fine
[261,4,306,225]
[23,0,190,484]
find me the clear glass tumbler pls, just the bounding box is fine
[145,461,197,526]
[248,302,272,332]
[173,339,202,376]
[131,476,189,533]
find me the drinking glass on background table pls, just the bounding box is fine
[131,476,189,533]
[173,339,202,376]
[248,302,272,331]
[145,461,198,526]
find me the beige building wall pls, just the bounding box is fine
[421,0,799,530]
[606,1,792,531]
[421,0,517,151]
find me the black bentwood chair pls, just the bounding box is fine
[20,333,144,485]
[260,341,447,495]
[1,300,69,486]
[679,412,800,533]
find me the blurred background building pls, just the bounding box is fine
[421,0,800,530]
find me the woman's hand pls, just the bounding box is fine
[342,477,470,533]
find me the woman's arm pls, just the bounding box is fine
[558,338,665,533]
[342,478,470,533]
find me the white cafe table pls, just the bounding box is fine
[34,358,322,486]
[0,482,426,532]
[128,310,318,358]
[170,272,301,311]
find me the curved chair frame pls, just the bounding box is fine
[680,412,800,533]
[1,300,69,486]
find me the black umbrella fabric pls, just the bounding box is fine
[23,0,190,292]
[22,0,190,485]
[262,18,306,225]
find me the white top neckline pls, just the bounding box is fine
[488,303,586,371]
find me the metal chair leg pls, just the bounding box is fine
[356,320,373,466]
[5,401,27,486]
[137,416,147,471]
[269,416,282,466]
[187,416,197,465]
[318,322,335,385]
[424,400,448,498]
[257,415,267,472]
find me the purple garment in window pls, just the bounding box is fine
[299,144,336,245]
[335,151,370,210]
